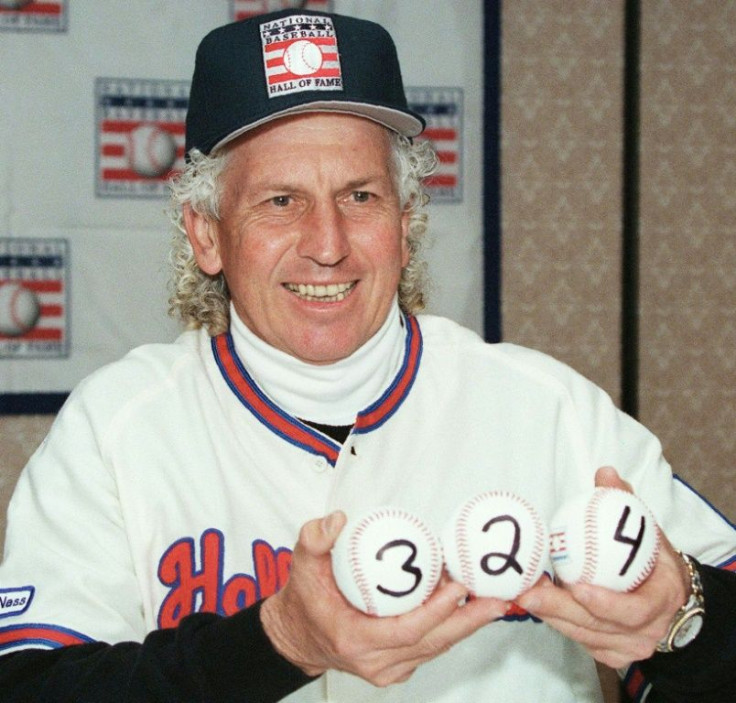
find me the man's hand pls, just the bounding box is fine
[260,511,509,686]
[517,467,691,668]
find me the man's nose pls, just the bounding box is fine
[296,200,351,266]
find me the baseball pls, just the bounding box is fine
[331,506,443,617]
[283,39,323,76]
[442,491,548,600]
[128,123,177,178]
[0,282,41,337]
[549,487,660,591]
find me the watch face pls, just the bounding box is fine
[674,611,705,648]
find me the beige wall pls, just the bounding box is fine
[638,1,736,517]
[502,2,735,523]
[0,415,54,546]
[502,0,624,402]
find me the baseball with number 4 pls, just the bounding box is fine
[549,487,660,591]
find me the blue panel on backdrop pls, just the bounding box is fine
[484,0,502,343]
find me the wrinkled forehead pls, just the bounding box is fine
[218,113,399,195]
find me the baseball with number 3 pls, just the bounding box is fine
[331,507,443,617]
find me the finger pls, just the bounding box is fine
[364,580,471,646]
[297,511,347,557]
[370,594,511,684]
[566,583,657,631]
[594,466,633,492]
[518,579,621,635]
[568,541,688,632]
[432,592,511,642]
[365,581,507,652]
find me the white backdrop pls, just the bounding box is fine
[0,0,485,403]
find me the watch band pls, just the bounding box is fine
[655,552,705,653]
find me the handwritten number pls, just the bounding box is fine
[480,515,523,576]
[613,506,645,576]
[375,539,422,597]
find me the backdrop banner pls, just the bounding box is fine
[0,0,496,413]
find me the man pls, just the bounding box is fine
[0,9,734,703]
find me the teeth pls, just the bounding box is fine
[286,282,355,302]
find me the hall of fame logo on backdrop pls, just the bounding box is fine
[232,0,332,21]
[95,78,188,198]
[0,239,69,359]
[407,87,464,204]
[0,0,67,32]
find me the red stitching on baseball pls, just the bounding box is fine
[581,490,602,584]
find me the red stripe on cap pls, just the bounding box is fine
[268,68,342,85]
[265,53,339,69]
[265,36,338,53]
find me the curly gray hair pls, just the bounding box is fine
[167,130,437,336]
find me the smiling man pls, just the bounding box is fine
[183,114,410,366]
[1,8,735,703]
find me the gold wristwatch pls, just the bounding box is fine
[656,552,705,653]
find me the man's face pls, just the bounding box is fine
[186,113,410,364]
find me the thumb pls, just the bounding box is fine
[321,510,347,543]
[594,465,633,493]
[297,511,347,557]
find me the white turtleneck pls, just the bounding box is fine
[228,299,407,426]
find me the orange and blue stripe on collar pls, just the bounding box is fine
[353,314,422,434]
[211,314,423,467]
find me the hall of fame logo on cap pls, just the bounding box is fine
[0,0,67,32]
[407,87,464,204]
[0,238,69,359]
[95,78,188,198]
[232,0,332,22]
[260,13,342,97]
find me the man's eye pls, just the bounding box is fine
[271,195,291,207]
[352,191,372,203]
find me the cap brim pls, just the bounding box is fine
[209,100,424,153]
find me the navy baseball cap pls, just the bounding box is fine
[185,9,425,155]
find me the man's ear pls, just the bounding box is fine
[183,204,222,275]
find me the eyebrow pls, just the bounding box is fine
[250,174,392,195]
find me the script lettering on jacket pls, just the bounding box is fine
[157,529,292,629]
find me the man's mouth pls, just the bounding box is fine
[284,281,356,302]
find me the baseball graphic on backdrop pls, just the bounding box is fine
[283,40,323,76]
[442,491,548,600]
[0,282,41,337]
[128,123,177,178]
[549,487,660,592]
[331,506,443,617]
